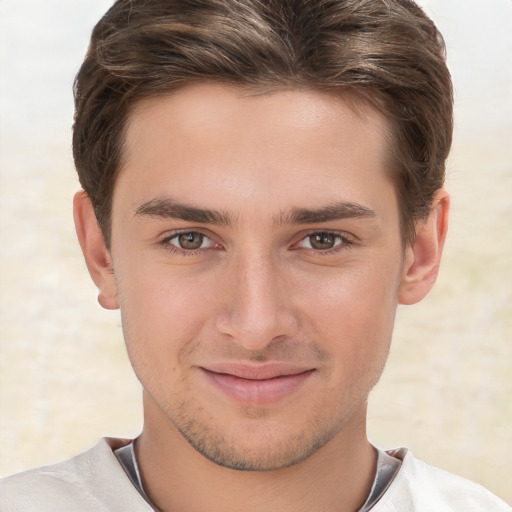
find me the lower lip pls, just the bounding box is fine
[201,369,315,405]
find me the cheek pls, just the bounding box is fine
[300,258,399,321]
[297,260,399,364]
[114,257,219,371]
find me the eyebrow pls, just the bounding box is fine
[277,202,376,225]
[134,197,376,226]
[134,198,234,226]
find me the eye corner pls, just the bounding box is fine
[293,230,358,254]
[158,229,223,256]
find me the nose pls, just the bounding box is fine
[215,252,299,351]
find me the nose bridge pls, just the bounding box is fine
[216,246,296,349]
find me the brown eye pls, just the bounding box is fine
[308,233,337,250]
[297,232,348,251]
[175,232,205,250]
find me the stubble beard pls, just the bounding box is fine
[140,340,390,472]
[155,393,366,472]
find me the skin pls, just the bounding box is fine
[74,84,449,512]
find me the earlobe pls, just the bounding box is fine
[398,189,449,305]
[73,190,119,310]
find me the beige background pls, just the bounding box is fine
[1,0,511,503]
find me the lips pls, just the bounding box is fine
[199,363,315,405]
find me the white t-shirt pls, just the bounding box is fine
[0,437,510,511]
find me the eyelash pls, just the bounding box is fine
[159,230,356,256]
[159,230,219,256]
[294,232,356,255]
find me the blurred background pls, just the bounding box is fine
[0,0,511,502]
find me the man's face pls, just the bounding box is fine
[109,84,407,470]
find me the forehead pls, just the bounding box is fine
[116,83,395,221]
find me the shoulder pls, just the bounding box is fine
[374,447,511,512]
[0,438,152,512]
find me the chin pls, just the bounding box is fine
[172,412,342,472]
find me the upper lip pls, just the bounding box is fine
[200,362,314,380]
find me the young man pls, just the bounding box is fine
[0,0,509,510]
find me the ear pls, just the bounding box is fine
[398,189,449,305]
[73,190,119,310]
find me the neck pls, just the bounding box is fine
[136,394,376,512]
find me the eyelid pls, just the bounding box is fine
[159,228,222,254]
[159,227,217,242]
[293,230,357,253]
[156,228,356,256]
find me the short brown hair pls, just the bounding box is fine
[73,0,453,248]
